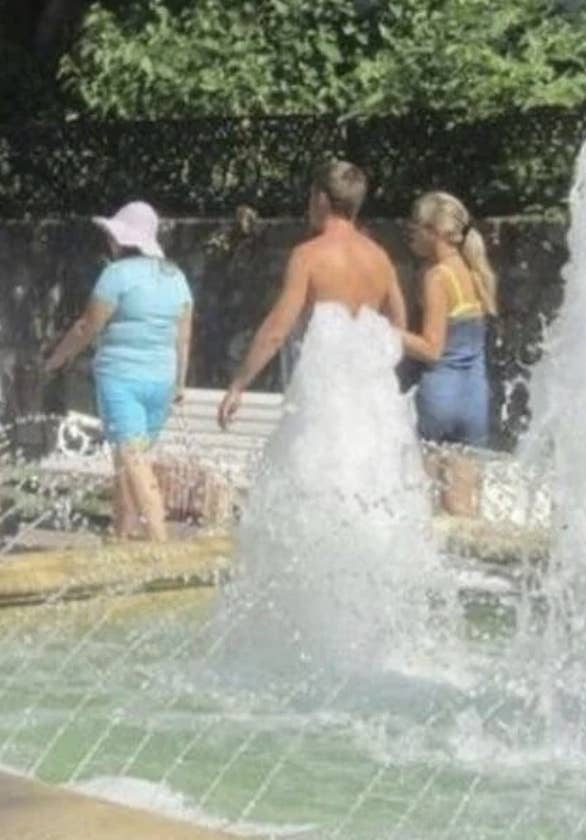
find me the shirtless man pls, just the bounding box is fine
[218,160,406,428]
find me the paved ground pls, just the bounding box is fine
[0,772,243,840]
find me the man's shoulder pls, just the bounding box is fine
[290,232,348,259]
[356,229,394,262]
[290,236,318,256]
[288,229,393,267]
[286,238,324,270]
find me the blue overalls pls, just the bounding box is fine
[416,267,489,447]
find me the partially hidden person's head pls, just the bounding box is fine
[93,201,164,260]
[309,160,367,232]
[409,191,497,316]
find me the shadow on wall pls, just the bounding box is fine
[0,210,568,453]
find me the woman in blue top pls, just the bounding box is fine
[402,191,497,517]
[45,202,194,542]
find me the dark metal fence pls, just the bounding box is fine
[1,107,585,218]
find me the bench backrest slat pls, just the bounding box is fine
[42,388,284,485]
[159,388,283,448]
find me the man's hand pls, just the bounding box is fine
[218,384,243,430]
[43,353,64,374]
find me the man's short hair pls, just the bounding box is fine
[312,160,368,219]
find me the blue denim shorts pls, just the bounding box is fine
[95,376,175,445]
[416,364,489,448]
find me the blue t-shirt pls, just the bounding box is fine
[92,256,193,382]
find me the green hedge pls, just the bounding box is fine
[59,0,586,119]
[1,110,584,218]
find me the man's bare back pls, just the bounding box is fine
[218,160,407,428]
[296,219,405,323]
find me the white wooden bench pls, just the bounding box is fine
[157,388,284,486]
[40,388,284,489]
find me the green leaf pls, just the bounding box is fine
[56,0,586,122]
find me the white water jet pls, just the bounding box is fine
[513,140,586,749]
[524,141,586,552]
[216,302,454,682]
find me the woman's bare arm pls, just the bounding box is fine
[175,304,194,399]
[402,268,448,363]
[44,299,114,372]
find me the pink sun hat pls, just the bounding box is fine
[92,201,164,258]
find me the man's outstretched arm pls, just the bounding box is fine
[218,247,309,428]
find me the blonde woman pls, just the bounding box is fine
[403,191,497,517]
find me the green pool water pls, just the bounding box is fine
[0,588,584,840]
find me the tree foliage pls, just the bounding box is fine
[59,0,586,119]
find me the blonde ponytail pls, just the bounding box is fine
[461,227,498,317]
[412,191,498,317]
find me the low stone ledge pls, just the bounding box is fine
[0,516,551,609]
[433,515,550,565]
[0,536,232,608]
[0,771,247,840]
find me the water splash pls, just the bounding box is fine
[510,139,586,756]
[0,413,110,555]
[523,140,586,557]
[213,302,459,685]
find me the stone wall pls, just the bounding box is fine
[0,213,568,452]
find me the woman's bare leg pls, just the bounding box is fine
[115,443,168,542]
[422,444,443,514]
[112,455,142,539]
[441,450,481,517]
